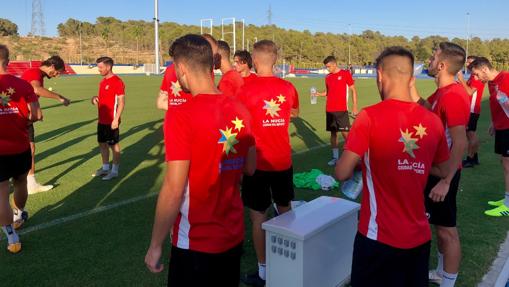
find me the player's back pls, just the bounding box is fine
[347,99,449,249]
[238,76,299,171]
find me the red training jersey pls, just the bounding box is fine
[467,76,485,114]
[0,74,39,155]
[325,69,354,112]
[98,75,125,125]
[238,76,299,171]
[21,68,45,88]
[165,93,254,253]
[218,70,244,98]
[489,71,509,130]
[160,64,193,109]
[242,72,257,86]
[345,99,450,249]
[427,83,470,149]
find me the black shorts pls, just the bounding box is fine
[0,150,32,182]
[424,170,461,227]
[241,167,294,212]
[97,124,119,145]
[326,111,350,132]
[467,113,480,132]
[351,233,430,287]
[28,124,35,142]
[168,243,242,287]
[495,129,509,157]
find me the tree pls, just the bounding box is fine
[0,18,18,36]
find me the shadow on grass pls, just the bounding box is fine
[291,116,326,149]
[35,118,96,143]
[41,99,88,110]
[30,120,165,223]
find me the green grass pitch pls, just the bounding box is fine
[0,75,507,286]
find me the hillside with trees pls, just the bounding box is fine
[1,17,509,69]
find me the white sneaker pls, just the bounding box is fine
[92,168,109,177]
[429,270,443,285]
[28,183,54,194]
[327,158,338,166]
[102,171,118,181]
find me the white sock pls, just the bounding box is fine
[111,164,119,174]
[13,208,23,222]
[504,192,509,207]
[27,174,36,186]
[436,252,444,276]
[258,262,266,280]
[332,148,339,159]
[102,163,110,171]
[2,225,19,244]
[440,271,458,287]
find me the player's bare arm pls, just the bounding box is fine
[456,71,476,96]
[335,150,361,181]
[243,146,256,176]
[111,95,125,130]
[30,80,71,106]
[145,160,190,273]
[27,101,43,123]
[156,90,168,111]
[429,126,467,202]
[350,85,358,115]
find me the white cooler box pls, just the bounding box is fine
[262,196,360,287]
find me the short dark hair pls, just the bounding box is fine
[169,34,213,73]
[468,56,493,70]
[323,56,336,65]
[437,42,466,75]
[253,40,278,58]
[42,55,65,71]
[234,50,253,69]
[96,56,114,66]
[0,44,9,65]
[217,40,231,58]
[201,33,217,46]
[375,46,414,69]
[467,55,478,61]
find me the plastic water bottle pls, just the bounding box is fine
[341,170,363,200]
[310,86,317,104]
[496,87,509,117]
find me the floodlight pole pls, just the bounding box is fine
[200,18,213,35]
[242,19,245,50]
[348,24,352,65]
[465,12,470,72]
[154,0,160,75]
[79,23,83,65]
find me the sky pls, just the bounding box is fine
[1,0,508,40]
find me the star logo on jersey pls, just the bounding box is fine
[171,81,182,97]
[218,127,239,155]
[0,92,11,107]
[6,87,15,95]
[277,94,286,104]
[105,85,109,90]
[263,98,282,118]
[231,117,244,132]
[413,123,428,139]
[337,76,342,81]
[399,128,420,158]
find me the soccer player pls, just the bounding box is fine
[238,40,299,287]
[217,40,244,97]
[336,46,450,287]
[316,56,358,166]
[91,57,125,180]
[21,55,71,194]
[458,55,485,167]
[0,44,42,252]
[144,34,256,287]
[469,57,509,217]
[412,42,469,287]
[233,50,257,85]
